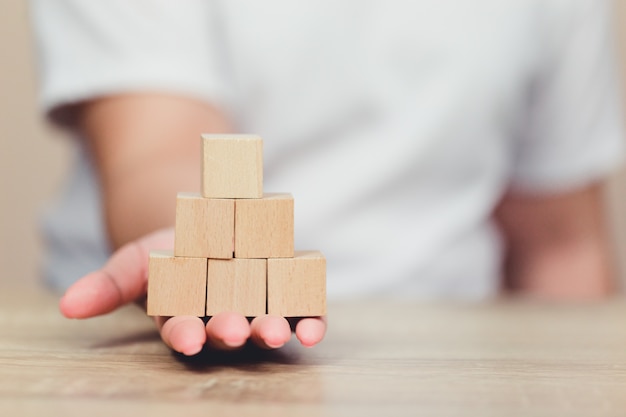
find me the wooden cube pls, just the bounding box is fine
[206,258,267,317]
[267,251,326,316]
[201,134,263,199]
[147,250,207,317]
[174,192,234,259]
[234,193,294,259]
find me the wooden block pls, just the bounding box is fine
[234,193,294,259]
[267,251,326,317]
[201,134,263,199]
[174,192,234,259]
[147,250,207,317]
[206,258,266,317]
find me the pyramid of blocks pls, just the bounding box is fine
[146,134,326,318]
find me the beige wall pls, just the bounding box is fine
[2,2,626,289]
[608,2,626,285]
[0,2,70,288]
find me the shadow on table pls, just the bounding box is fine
[174,341,303,370]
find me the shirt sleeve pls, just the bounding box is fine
[30,0,230,126]
[510,0,625,192]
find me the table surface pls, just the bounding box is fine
[1,283,626,417]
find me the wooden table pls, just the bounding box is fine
[1,284,626,416]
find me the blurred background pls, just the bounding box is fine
[2,2,626,290]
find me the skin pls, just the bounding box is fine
[495,184,615,300]
[60,92,615,356]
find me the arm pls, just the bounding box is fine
[494,183,616,300]
[496,2,623,300]
[79,93,229,247]
[61,93,326,354]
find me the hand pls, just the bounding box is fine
[59,228,327,356]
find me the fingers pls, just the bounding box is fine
[157,316,206,356]
[205,312,251,350]
[203,314,325,351]
[250,315,292,349]
[59,269,130,319]
[161,313,325,354]
[60,229,174,319]
[294,317,327,347]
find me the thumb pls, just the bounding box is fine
[60,228,174,318]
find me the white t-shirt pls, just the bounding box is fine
[31,0,624,299]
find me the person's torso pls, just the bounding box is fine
[213,0,540,297]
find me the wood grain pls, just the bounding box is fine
[201,134,263,199]
[174,192,234,259]
[3,284,626,416]
[206,258,267,316]
[146,250,207,316]
[267,251,326,316]
[234,193,294,259]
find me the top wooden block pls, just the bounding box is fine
[201,134,263,199]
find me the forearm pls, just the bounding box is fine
[78,93,232,249]
[496,184,616,300]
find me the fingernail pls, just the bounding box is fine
[222,337,245,348]
[264,338,286,349]
[182,344,203,356]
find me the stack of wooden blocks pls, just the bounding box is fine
[146,134,326,318]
